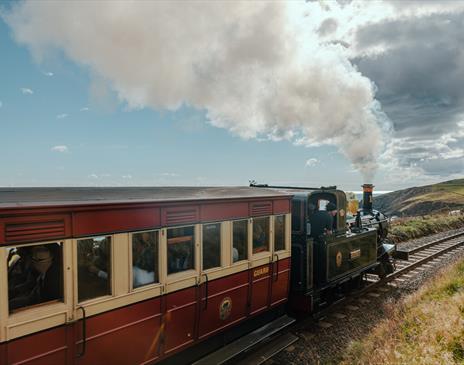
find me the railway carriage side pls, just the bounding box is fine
[0,189,292,365]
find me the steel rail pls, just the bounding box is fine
[395,230,464,260]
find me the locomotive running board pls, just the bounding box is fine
[192,315,296,365]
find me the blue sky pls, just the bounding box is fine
[0,12,359,190]
[1,1,463,192]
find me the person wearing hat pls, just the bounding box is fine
[310,202,338,240]
[8,244,62,312]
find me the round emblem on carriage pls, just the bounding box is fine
[219,297,232,320]
[336,251,343,267]
[339,209,345,217]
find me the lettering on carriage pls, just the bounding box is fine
[253,266,269,278]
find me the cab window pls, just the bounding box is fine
[274,215,286,251]
[232,220,248,262]
[7,242,63,313]
[253,217,270,254]
[77,236,112,302]
[202,223,221,270]
[167,226,195,274]
[132,231,159,289]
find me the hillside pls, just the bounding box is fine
[373,178,464,216]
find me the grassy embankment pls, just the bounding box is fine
[340,259,464,364]
[388,214,464,243]
[400,179,464,214]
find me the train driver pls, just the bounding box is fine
[310,202,338,240]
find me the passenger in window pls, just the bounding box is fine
[169,243,193,273]
[77,237,111,302]
[233,220,248,262]
[253,218,269,254]
[132,232,158,288]
[8,244,62,312]
[167,227,194,274]
[202,224,221,270]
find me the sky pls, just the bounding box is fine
[0,0,463,192]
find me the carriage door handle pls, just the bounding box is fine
[273,253,279,282]
[202,273,209,310]
[76,306,87,358]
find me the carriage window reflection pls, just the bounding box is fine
[274,215,286,251]
[167,226,195,274]
[77,236,112,302]
[253,217,269,254]
[233,220,248,263]
[203,223,221,270]
[7,242,63,313]
[132,231,159,289]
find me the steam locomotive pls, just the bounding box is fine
[0,184,394,365]
[250,182,395,313]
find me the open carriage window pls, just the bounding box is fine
[253,217,270,254]
[7,242,63,314]
[233,220,248,263]
[167,226,195,274]
[77,236,112,302]
[274,215,286,251]
[132,231,159,289]
[202,223,221,270]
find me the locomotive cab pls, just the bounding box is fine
[286,187,378,312]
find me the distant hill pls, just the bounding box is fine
[373,178,464,217]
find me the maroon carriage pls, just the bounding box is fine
[0,187,292,365]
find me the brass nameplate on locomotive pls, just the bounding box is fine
[350,249,361,259]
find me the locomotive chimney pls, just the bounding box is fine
[362,184,374,212]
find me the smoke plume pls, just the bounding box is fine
[3,1,389,180]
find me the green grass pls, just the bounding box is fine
[389,215,464,243]
[340,258,464,364]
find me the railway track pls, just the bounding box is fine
[232,231,464,365]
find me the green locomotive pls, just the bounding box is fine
[251,183,395,313]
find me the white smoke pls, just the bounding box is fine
[3,1,390,180]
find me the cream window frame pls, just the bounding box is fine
[1,240,73,342]
[271,214,292,261]
[250,217,272,268]
[230,218,250,267]
[73,234,129,318]
[129,229,162,293]
[200,222,224,273]
[164,224,200,294]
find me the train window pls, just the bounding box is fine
[202,223,221,270]
[253,217,270,254]
[167,226,195,274]
[7,242,63,313]
[132,231,159,289]
[318,199,329,211]
[274,215,286,251]
[77,236,112,302]
[232,220,248,262]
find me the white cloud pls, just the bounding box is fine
[0,101,2,108]
[4,1,392,181]
[43,71,53,76]
[56,113,68,119]
[20,87,33,95]
[88,173,98,179]
[305,158,319,167]
[122,174,132,179]
[51,145,68,153]
[80,107,89,112]
[160,172,179,177]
